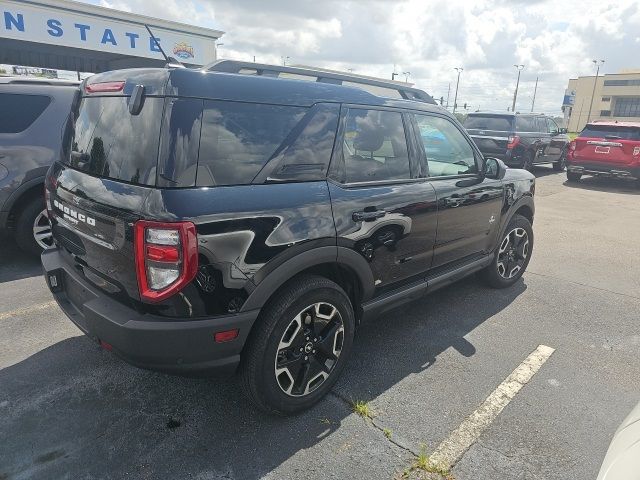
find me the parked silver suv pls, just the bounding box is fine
[0,77,79,255]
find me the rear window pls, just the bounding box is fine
[197,101,306,186]
[515,116,537,132]
[67,96,163,186]
[0,93,51,133]
[464,115,513,131]
[580,125,640,140]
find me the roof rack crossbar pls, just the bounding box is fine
[203,60,435,104]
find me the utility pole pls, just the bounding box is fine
[445,82,451,108]
[531,76,538,112]
[391,63,398,81]
[453,67,463,113]
[586,59,605,123]
[511,64,524,112]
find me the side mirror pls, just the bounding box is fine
[559,127,568,134]
[484,157,507,180]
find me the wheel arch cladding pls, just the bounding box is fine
[240,246,375,313]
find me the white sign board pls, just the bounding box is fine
[1,1,217,66]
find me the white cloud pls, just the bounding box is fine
[83,0,640,114]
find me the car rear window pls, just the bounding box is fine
[580,125,640,140]
[66,96,163,186]
[515,116,537,132]
[0,93,51,134]
[196,101,307,186]
[464,115,513,131]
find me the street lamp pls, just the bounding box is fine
[403,71,411,83]
[586,59,605,123]
[511,64,525,112]
[281,55,290,66]
[453,67,463,113]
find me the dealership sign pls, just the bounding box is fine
[1,1,216,66]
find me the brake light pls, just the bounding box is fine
[570,141,576,151]
[633,146,640,156]
[507,135,520,149]
[134,220,198,302]
[85,81,125,94]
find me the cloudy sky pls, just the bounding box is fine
[83,0,640,114]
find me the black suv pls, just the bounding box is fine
[42,62,535,414]
[0,77,79,255]
[464,112,569,171]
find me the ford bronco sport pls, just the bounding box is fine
[42,61,535,415]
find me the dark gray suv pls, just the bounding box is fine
[0,77,79,255]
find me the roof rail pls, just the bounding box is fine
[203,60,435,104]
[0,76,81,86]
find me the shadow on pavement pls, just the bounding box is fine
[0,240,42,284]
[563,176,640,195]
[0,276,526,479]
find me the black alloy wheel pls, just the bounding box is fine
[240,275,355,415]
[496,227,530,280]
[274,302,345,397]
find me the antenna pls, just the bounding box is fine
[144,24,184,68]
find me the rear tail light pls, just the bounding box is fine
[507,135,520,149]
[570,141,576,151]
[633,146,640,156]
[134,220,198,302]
[85,81,125,94]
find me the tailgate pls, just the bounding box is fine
[47,162,150,302]
[573,138,639,166]
[467,130,510,155]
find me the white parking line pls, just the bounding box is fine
[429,344,555,469]
[0,301,58,321]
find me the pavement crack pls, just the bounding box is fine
[328,391,419,456]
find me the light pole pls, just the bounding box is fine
[281,55,290,66]
[511,64,524,112]
[586,59,605,123]
[531,76,538,113]
[453,67,463,113]
[403,71,411,83]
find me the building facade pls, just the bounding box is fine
[1,0,224,73]
[563,70,640,132]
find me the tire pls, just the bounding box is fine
[240,275,355,415]
[15,195,52,256]
[566,171,582,182]
[482,214,533,289]
[522,151,534,171]
[553,150,567,171]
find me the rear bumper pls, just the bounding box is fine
[42,248,259,376]
[567,160,640,179]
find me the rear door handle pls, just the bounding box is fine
[352,210,386,222]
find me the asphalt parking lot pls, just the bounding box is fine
[1,169,639,480]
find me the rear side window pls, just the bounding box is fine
[339,108,410,183]
[67,97,163,186]
[515,116,537,132]
[253,103,340,183]
[0,93,50,133]
[464,115,513,131]
[197,101,306,186]
[580,125,640,140]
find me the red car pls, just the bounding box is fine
[567,121,640,184]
